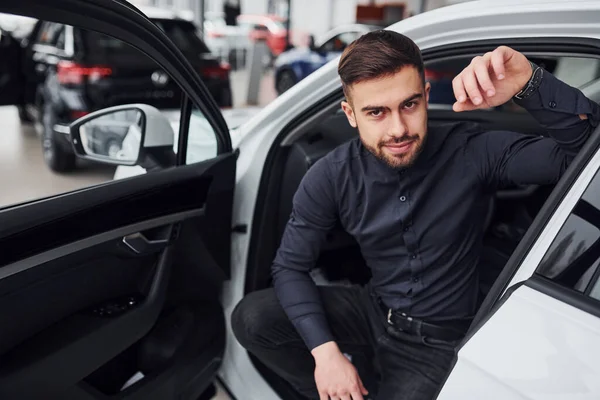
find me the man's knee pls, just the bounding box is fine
[231,288,286,349]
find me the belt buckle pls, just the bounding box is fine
[387,309,413,324]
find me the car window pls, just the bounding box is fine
[426,55,600,109]
[152,19,211,54]
[187,108,218,164]
[35,22,64,47]
[537,167,600,297]
[0,17,221,207]
[320,32,358,53]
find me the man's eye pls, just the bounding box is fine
[369,110,383,117]
[404,101,417,109]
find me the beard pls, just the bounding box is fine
[360,130,426,169]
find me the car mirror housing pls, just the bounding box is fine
[69,104,176,169]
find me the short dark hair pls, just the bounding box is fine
[338,30,425,99]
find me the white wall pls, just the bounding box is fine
[139,0,474,41]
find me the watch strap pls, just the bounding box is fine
[514,61,543,100]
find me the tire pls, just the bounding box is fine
[41,102,76,173]
[276,69,297,95]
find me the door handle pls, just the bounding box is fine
[122,232,170,255]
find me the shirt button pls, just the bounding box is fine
[413,277,420,283]
[549,101,557,108]
[399,196,407,202]
[411,253,417,259]
[403,226,410,232]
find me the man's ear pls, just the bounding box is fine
[425,81,431,104]
[341,100,357,128]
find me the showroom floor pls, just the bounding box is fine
[0,106,116,208]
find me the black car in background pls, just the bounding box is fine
[6,8,232,172]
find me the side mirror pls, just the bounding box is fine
[69,104,175,169]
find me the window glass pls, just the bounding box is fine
[320,32,358,53]
[35,22,64,47]
[537,168,600,295]
[186,108,218,164]
[0,16,220,207]
[425,55,600,109]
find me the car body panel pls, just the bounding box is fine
[437,285,600,400]
[237,14,288,56]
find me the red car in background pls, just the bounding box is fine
[237,14,289,59]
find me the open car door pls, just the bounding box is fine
[0,0,234,399]
[436,126,600,400]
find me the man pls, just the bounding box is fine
[231,30,600,400]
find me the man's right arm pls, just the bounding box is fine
[271,157,338,351]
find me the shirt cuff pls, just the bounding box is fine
[514,69,600,128]
[294,314,335,351]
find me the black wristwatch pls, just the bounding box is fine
[514,61,543,100]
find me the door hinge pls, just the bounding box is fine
[232,224,247,233]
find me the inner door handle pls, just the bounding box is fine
[122,232,170,255]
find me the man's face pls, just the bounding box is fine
[341,66,430,169]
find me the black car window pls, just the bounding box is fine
[152,19,210,54]
[536,167,600,298]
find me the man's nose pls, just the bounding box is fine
[388,112,408,137]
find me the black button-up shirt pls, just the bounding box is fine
[271,70,600,351]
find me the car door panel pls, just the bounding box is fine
[437,279,600,400]
[0,153,235,398]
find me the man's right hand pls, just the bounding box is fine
[311,341,369,400]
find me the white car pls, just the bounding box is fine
[203,11,250,67]
[1,0,600,399]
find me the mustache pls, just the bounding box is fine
[378,134,420,148]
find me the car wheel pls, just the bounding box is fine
[276,69,297,95]
[41,102,76,173]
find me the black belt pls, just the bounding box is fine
[378,301,470,342]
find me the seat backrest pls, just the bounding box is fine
[277,113,358,250]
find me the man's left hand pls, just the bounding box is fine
[452,46,532,112]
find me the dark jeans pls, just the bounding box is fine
[231,284,458,400]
